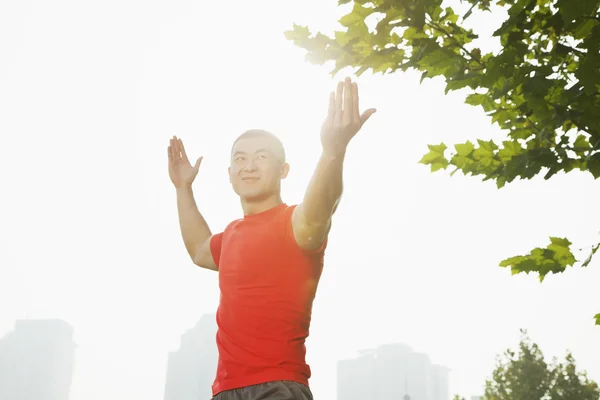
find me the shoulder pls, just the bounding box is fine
[211,219,242,246]
[223,218,243,233]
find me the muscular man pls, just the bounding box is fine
[168,77,376,400]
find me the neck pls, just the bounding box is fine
[240,193,284,216]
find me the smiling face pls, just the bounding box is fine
[229,131,289,202]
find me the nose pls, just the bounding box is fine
[243,158,257,172]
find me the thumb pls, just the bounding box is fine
[360,108,377,127]
[194,156,203,171]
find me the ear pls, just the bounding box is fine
[280,163,290,179]
[228,166,232,183]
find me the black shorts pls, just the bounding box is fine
[212,380,314,400]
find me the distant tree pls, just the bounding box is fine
[286,0,600,324]
[546,353,600,400]
[483,330,600,400]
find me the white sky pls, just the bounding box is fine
[1,1,599,399]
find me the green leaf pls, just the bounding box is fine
[582,243,600,268]
[465,93,497,112]
[573,15,600,39]
[444,75,477,94]
[283,24,310,42]
[499,237,577,281]
[595,313,600,325]
[588,154,600,179]
[464,93,486,106]
[419,143,449,172]
[477,139,499,153]
[403,27,429,40]
[497,140,525,162]
[455,140,475,156]
[573,134,591,155]
[549,237,572,248]
[339,3,375,27]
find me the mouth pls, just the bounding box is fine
[242,177,260,182]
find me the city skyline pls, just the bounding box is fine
[0,316,524,400]
[338,343,449,400]
[0,319,76,400]
[0,316,469,399]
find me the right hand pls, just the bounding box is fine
[168,135,203,188]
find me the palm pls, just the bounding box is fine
[170,157,195,185]
[168,136,202,188]
[321,77,376,155]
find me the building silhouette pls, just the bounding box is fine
[337,343,449,400]
[0,319,76,400]
[164,313,218,400]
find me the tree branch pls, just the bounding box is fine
[425,18,484,67]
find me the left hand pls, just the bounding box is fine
[320,77,376,156]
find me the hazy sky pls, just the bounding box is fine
[1,1,599,399]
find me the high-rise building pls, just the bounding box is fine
[164,314,218,400]
[430,364,450,400]
[337,343,449,400]
[0,319,76,400]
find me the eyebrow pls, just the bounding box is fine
[232,148,273,157]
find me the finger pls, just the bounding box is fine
[352,82,359,124]
[343,77,352,125]
[170,136,177,158]
[178,138,190,163]
[167,145,173,171]
[194,156,203,171]
[327,91,335,120]
[360,108,377,127]
[175,135,183,158]
[169,139,177,161]
[335,81,344,124]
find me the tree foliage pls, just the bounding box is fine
[483,330,600,400]
[285,0,600,323]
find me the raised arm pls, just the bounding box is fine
[292,78,376,250]
[168,136,217,271]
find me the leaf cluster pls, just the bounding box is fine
[286,0,600,185]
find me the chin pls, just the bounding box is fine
[233,186,262,199]
[240,192,270,202]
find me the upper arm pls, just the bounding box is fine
[291,203,332,251]
[193,234,220,271]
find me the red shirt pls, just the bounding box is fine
[209,203,326,396]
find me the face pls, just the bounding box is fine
[228,135,289,201]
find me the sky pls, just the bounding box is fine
[1,0,599,399]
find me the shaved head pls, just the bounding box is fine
[231,130,286,163]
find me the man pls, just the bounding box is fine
[167,77,376,400]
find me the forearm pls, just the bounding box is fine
[302,150,346,225]
[176,186,212,260]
